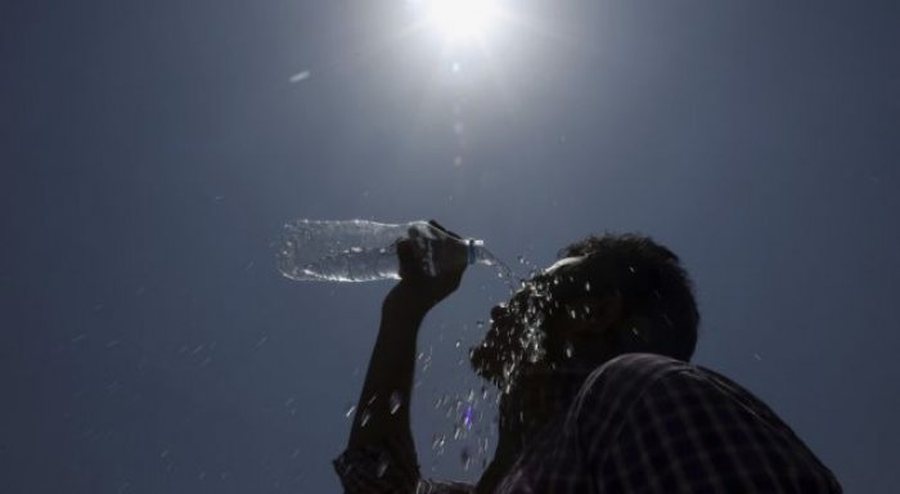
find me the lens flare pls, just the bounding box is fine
[423,0,500,42]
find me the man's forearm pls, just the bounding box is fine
[347,283,433,452]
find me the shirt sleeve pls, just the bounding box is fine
[333,440,475,494]
[577,357,843,493]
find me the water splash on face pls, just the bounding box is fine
[476,276,560,393]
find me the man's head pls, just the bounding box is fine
[470,233,699,389]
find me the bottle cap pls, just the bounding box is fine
[466,239,484,265]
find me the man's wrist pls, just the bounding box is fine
[384,282,438,316]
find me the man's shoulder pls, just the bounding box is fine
[565,353,692,431]
[570,354,788,447]
[579,352,692,397]
[573,353,763,418]
[567,356,842,492]
[598,351,690,373]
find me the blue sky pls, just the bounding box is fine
[2,0,898,492]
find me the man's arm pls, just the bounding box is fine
[346,283,431,458]
[337,223,470,493]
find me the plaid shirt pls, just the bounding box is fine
[334,353,842,493]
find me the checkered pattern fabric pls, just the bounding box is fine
[335,353,841,493]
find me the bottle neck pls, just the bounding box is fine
[466,239,491,266]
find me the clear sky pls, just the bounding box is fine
[2,0,898,492]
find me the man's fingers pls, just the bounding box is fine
[397,238,414,264]
[428,219,462,240]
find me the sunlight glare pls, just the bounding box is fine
[423,0,500,43]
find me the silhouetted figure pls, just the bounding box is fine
[335,222,841,493]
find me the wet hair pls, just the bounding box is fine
[555,233,699,362]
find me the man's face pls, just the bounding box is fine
[470,257,607,389]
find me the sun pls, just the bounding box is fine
[420,0,501,43]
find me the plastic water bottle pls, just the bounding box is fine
[277,219,496,282]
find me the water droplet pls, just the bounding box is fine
[462,404,475,429]
[376,459,389,477]
[360,410,371,427]
[431,433,446,450]
[630,327,644,341]
[584,281,591,291]
[389,392,402,415]
[478,436,490,455]
[344,404,356,418]
[289,70,311,83]
[461,447,471,470]
[565,342,574,358]
[475,320,485,329]
[455,339,462,349]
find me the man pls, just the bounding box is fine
[334,222,841,493]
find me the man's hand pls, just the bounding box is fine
[393,220,469,311]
